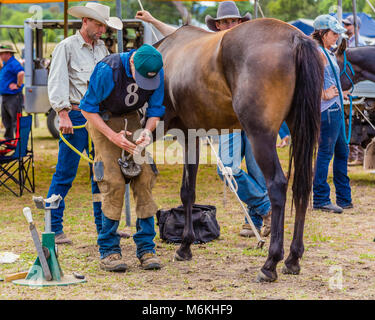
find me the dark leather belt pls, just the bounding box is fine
[100,110,138,121]
[71,104,81,111]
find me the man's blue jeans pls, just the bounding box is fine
[313,103,352,207]
[279,121,290,139]
[98,214,156,259]
[47,110,103,235]
[217,131,271,229]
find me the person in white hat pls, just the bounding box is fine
[135,2,273,240]
[0,44,24,140]
[46,3,127,245]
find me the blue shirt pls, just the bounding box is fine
[80,50,165,118]
[319,47,342,113]
[348,35,367,48]
[0,56,24,95]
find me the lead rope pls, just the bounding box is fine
[206,136,265,249]
[59,124,94,164]
[321,47,353,144]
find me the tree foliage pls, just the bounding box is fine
[0,0,373,42]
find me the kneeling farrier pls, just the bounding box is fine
[80,44,165,272]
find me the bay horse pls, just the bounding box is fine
[337,44,375,89]
[154,18,324,282]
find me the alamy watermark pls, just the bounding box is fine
[132,121,243,166]
[328,265,343,290]
[27,5,43,29]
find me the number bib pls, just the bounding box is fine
[99,53,154,115]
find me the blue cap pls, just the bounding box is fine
[133,44,163,90]
[313,14,347,34]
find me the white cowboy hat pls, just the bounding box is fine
[68,2,123,30]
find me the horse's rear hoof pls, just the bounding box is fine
[174,251,192,262]
[281,263,301,275]
[255,269,277,283]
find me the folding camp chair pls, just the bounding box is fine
[0,115,35,197]
[0,113,21,156]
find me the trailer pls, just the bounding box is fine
[4,19,160,138]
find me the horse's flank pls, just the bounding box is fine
[155,18,306,134]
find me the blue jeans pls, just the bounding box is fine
[47,110,103,235]
[279,121,290,139]
[217,131,271,229]
[313,103,352,207]
[98,214,156,259]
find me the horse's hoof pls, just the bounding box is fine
[281,263,301,275]
[173,251,192,262]
[255,269,277,283]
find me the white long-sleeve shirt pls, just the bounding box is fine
[48,30,109,113]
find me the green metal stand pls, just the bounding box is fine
[14,232,86,287]
[13,195,86,287]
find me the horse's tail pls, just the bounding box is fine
[287,35,323,212]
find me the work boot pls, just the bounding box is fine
[239,224,260,238]
[100,253,128,272]
[117,230,131,239]
[261,211,272,237]
[313,203,343,214]
[340,203,354,209]
[55,232,73,245]
[139,252,161,270]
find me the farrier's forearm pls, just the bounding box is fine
[82,110,116,141]
[144,117,160,133]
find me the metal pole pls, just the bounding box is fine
[125,184,131,226]
[64,0,68,39]
[352,0,359,47]
[366,0,375,13]
[45,209,51,233]
[116,0,123,53]
[254,0,258,19]
[116,0,131,227]
[337,0,343,46]
[337,0,343,24]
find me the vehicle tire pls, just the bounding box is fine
[47,109,60,139]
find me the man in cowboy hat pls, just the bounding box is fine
[342,15,367,48]
[135,1,251,36]
[80,44,165,272]
[0,44,24,140]
[46,2,126,245]
[135,2,272,239]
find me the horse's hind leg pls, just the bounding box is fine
[282,201,308,275]
[174,137,200,261]
[244,130,288,282]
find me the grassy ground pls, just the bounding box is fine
[0,116,374,300]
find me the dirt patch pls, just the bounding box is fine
[0,125,374,300]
